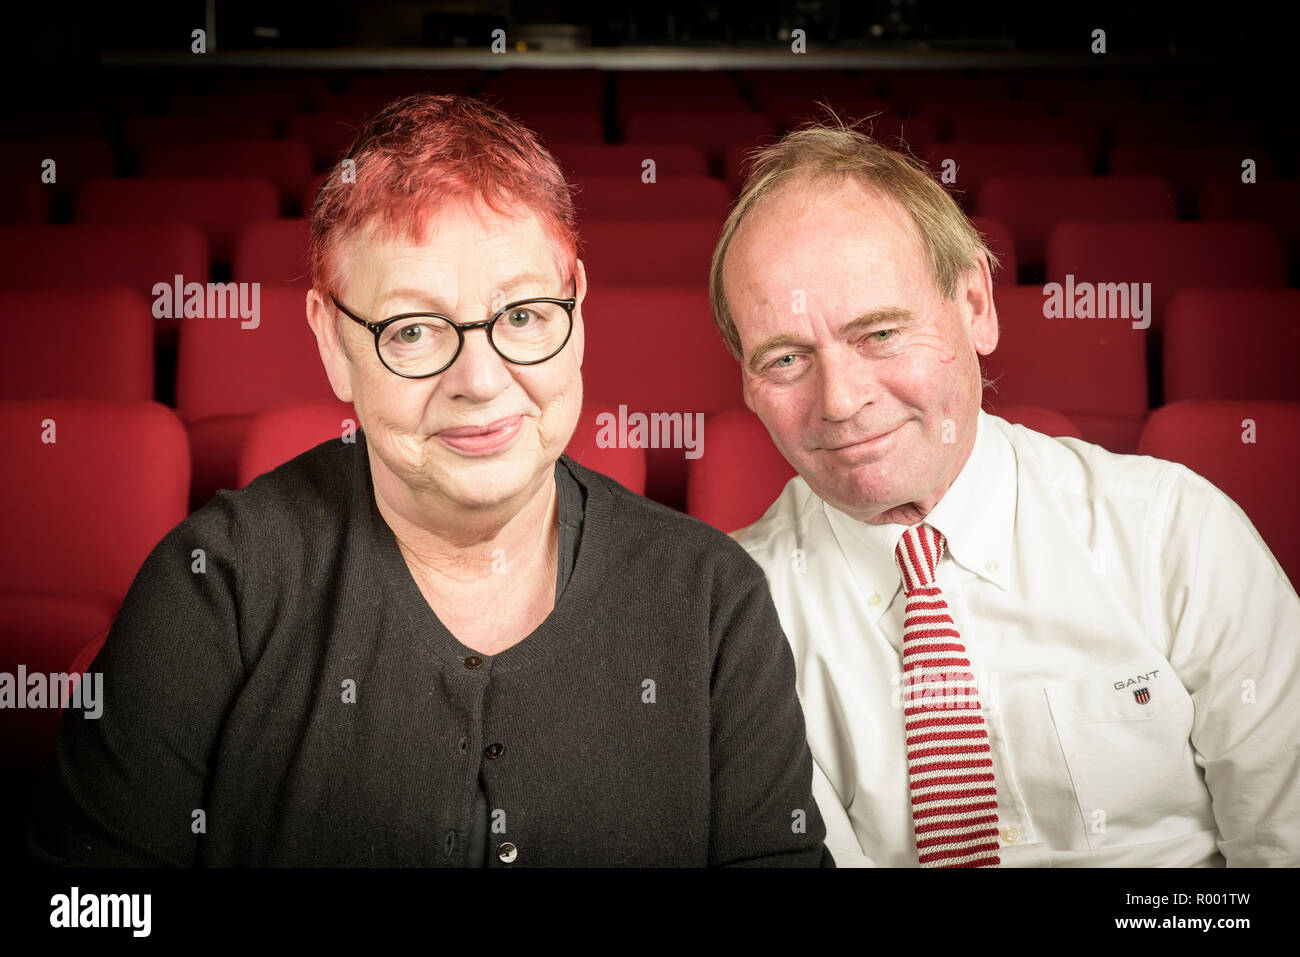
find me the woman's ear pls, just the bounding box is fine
[572,258,588,368]
[305,288,355,402]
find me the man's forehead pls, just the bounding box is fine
[729,176,923,283]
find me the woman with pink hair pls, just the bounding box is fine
[29,94,832,868]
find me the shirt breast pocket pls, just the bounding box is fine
[1045,665,1216,850]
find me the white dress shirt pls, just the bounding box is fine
[734,410,1300,867]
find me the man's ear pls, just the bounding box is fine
[305,288,355,402]
[571,257,588,368]
[964,249,999,357]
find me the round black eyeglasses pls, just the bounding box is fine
[329,284,577,379]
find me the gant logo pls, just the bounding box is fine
[1114,669,1159,691]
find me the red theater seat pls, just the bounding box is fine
[976,175,1177,266]
[686,409,794,533]
[622,112,775,159]
[1198,177,1300,260]
[1046,221,1287,337]
[1109,144,1275,203]
[0,138,114,197]
[168,91,303,122]
[981,285,1148,452]
[763,95,895,132]
[232,217,311,285]
[77,176,279,263]
[0,287,153,401]
[513,111,605,144]
[175,283,337,507]
[1163,289,1300,403]
[550,143,710,179]
[0,223,208,345]
[970,216,1016,285]
[0,400,189,605]
[927,142,1092,211]
[990,405,1084,439]
[1138,400,1300,586]
[577,219,720,286]
[139,139,312,213]
[579,285,742,507]
[572,176,732,223]
[238,400,647,496]
[0,177,51,223]
[286,113,365,170]
[948,115,1098,159]
[124,114,276,150]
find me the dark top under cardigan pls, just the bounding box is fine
[27,431,833,867]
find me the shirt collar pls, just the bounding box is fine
[821,410,1015,621]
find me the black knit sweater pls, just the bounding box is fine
[28,432,833,867]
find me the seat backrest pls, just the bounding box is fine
[1045,220,1286,336]
[579,284,744,506]
[982,284,1148,419]
[139,139,312,212]
[577,220,720,286]
[77,176,279,262]
[0,287,153,401]
[970,215,1017,285]
[572,176,732,223]
[1138,400,1300,586]
[0,400,190,603]
[1163,289,1300,403]
[175,282,335,424]
[233,217,311,285]
[686,409,795,534]
[0,223,209,303]
[976,175,1177,265]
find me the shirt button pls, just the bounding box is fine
[1000,825,1019,844]
[463,655,483,669]
[484,742,504,759]
[868,593,882,606]
[985,560,999,573]
[497,842,518,864]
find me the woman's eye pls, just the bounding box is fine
[398,325,426,343]
[506,308,535,328]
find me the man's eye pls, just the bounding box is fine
[871,329,897,342]
[772,354,798,368]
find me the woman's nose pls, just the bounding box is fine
[438,326,513,400]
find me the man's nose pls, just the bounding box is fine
[818,348,869,422]
[439,325,513,400]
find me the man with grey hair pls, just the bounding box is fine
[712,120,1300,867]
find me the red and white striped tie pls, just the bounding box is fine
[895,524,1001,868]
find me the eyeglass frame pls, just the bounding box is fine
[328,281,578,379]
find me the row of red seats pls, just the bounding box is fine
[4,125,1287,197]
[0,282,1294,509]
[6,142,1294,272]
[2,398,1295,681]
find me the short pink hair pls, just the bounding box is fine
[309,93,579,297]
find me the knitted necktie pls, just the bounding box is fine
[894,524,1001,868]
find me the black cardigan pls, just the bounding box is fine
[28,432,834,867]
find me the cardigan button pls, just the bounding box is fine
[464,655,483,669]
[497,842,518,864]
[484,742,504,759]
